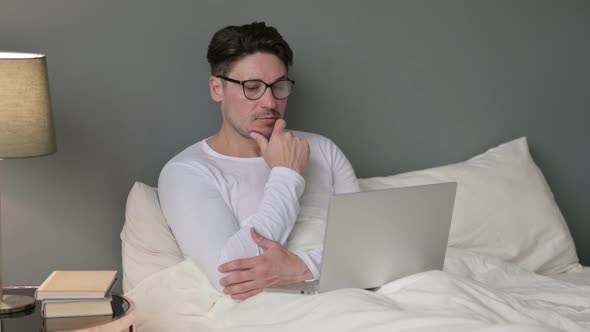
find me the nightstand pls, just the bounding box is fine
[0,286,135,331]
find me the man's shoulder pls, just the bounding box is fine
[292,130,335,146]
[162,140,210,172]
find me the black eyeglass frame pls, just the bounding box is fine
[215,75,295,100]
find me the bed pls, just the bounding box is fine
[120,137,590,332]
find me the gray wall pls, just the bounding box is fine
[1,0,588,288]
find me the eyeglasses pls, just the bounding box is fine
[216,75,295,100]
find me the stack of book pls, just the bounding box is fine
[35,270,118,330]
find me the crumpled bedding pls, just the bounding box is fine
[125,208,590,332]
[550,267,590,287]
[125,249,590,332]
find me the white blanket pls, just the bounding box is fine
[126,209,590,332]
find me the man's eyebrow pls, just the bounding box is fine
[271,75,288,82]
[245,75,287,83]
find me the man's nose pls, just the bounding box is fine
[259,87,278,108]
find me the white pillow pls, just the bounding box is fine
[359,137,581,275]
[121,182,184,292]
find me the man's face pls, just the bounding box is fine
[211,52,289,140]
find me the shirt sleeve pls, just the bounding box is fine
[294,249,322,280]
[158,162,305,290]
[330,139,360,195]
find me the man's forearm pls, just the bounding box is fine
[219,166,305,264]
[239,166,305,245]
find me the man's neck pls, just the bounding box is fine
[207,130,261,158]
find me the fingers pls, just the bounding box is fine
[249,131,268,153]
[231,288,263,301]
[249,119,286,152]
[218,256,259,273]
[219,268,256,287]
[220,268,279,300]
[219,260,280,288]
[253,120,309,173]
[273,118,286,134]
[223,277,280,299]
[223,279,258,296]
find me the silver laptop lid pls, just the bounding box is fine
[318,182,457,292]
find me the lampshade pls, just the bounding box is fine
[0,52,56,158]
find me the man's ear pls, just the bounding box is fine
[209,76,223,102]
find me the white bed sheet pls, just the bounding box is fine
[125,248,590,332]
[550,266,590,287]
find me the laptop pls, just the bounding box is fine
[266,182,457,294]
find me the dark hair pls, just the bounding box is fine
[206,22,293,76]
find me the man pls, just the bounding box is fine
[158,22,359,300]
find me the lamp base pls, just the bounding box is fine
[0,294,36,314]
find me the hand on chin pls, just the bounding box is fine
[251,117,282,139]
[250,126,274,140]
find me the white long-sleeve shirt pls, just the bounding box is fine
[158,131,359,289]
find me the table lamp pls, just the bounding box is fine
[0,52,57,314]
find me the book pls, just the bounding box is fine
[43,315,113,331]
[35,270,118,300]
[41,298,113,318]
